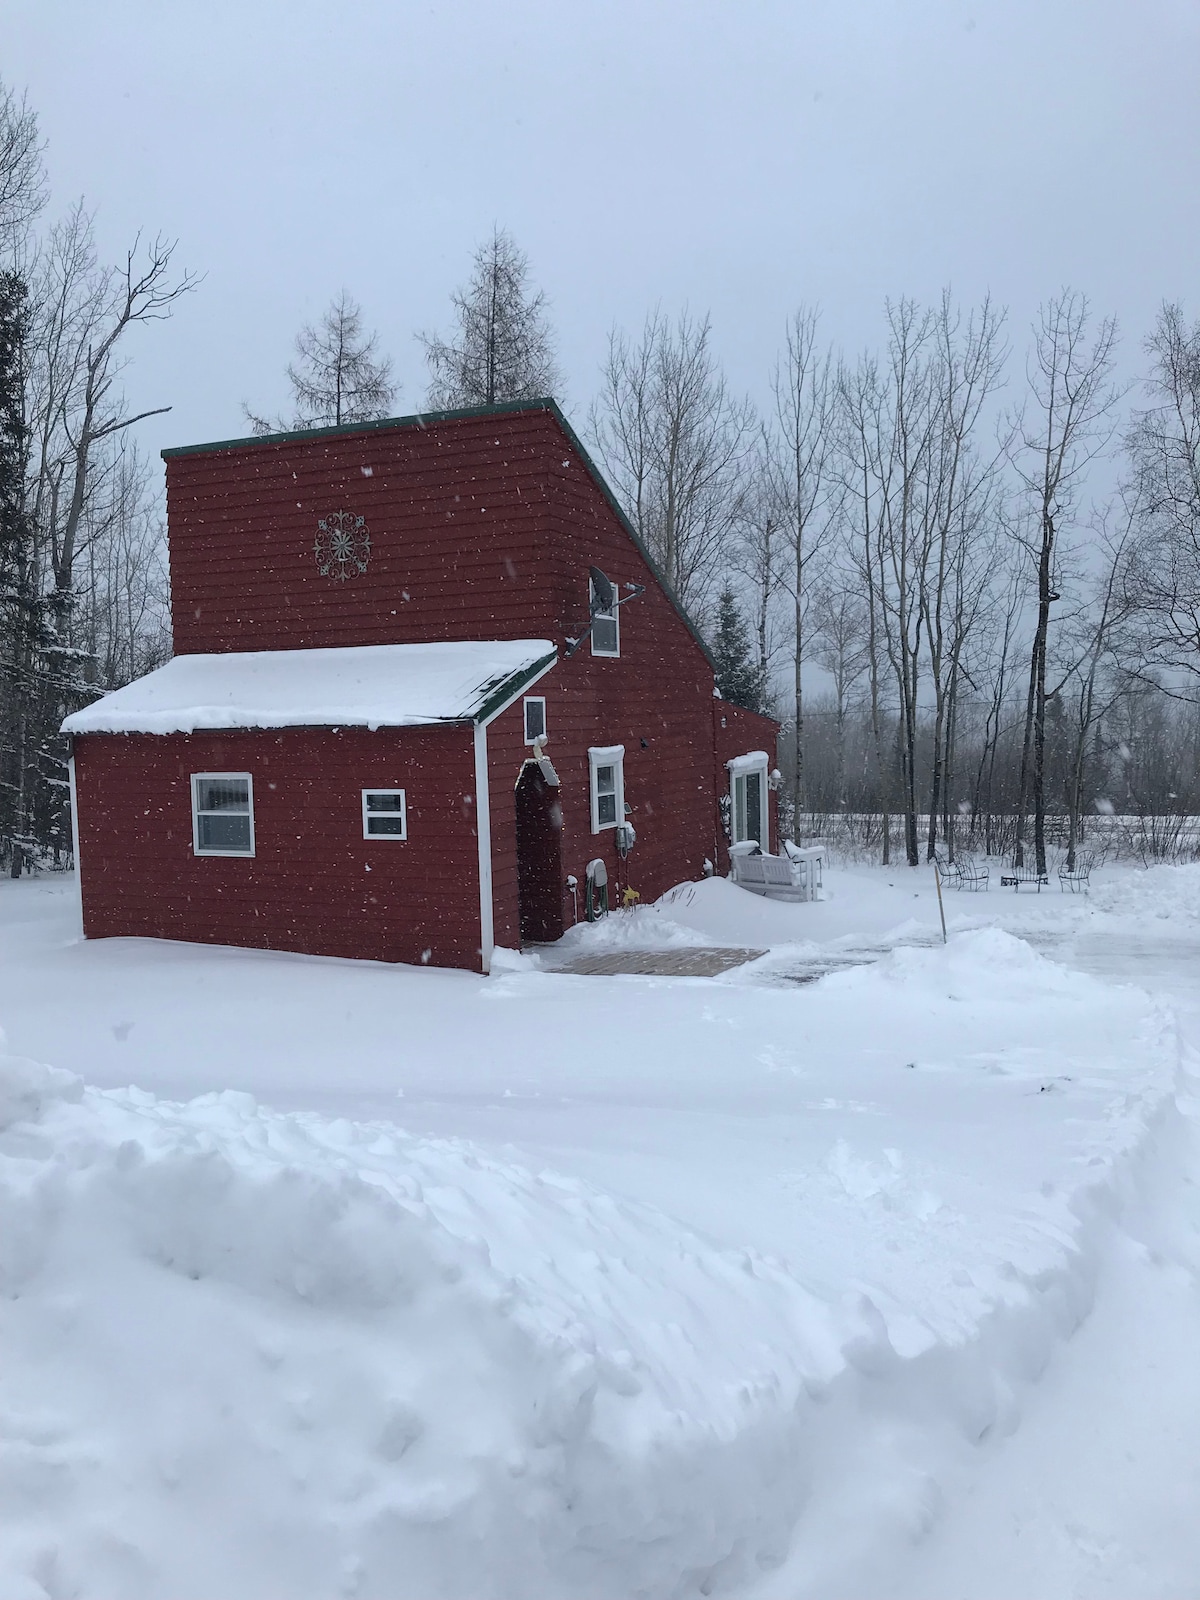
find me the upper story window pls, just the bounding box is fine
[590,574,620,657]
[192,773,254,857]
[523,696,547,745]
[588,744,625,832]
[362,789,407,840]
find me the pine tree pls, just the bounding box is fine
[246,292,395,433]
[0,270,27,568]
[0,268,39,871]
[711,583,767,712]
[421,228,561,408]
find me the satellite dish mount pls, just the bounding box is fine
[564,566,646,657]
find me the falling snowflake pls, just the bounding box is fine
[314,510,370,580]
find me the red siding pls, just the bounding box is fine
[71,404,784,969]
[73,726,486,970]
[167,411,568,656]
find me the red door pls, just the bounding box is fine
[515,762,564,943]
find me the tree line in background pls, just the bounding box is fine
[4,72,1200,875]
[0,81,193,873]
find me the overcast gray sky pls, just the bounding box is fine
[6,0,1199,465]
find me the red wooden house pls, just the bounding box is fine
[64,400,779,972]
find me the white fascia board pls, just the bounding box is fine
[68,754,84,937]
[473,652,563,972]
[472,654,558,976]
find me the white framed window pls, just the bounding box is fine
[523,696,547,745]
[588,744,625,832]
[728,753,768,847]
[590,574,620,657]
[362,789,407,840]
[191,773,254,857]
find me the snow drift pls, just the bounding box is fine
[0,1050,853,1600]
[0,926,1187,1598]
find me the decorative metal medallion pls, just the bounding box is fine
[314,510,371,580]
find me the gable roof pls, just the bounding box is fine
[62,640,557,737]
[160,399,716,673]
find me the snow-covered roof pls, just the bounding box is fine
[62,640,557,736]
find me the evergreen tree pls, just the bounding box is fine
[246,291,395,433]
[0,268,39,870]
[421,227,561,408]
[711,583,767,712]
[0,270,27,564]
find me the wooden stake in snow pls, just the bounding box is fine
[934,863,948,944]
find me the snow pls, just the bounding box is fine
[60,640,557,735]
[1,863,1199,1596]
[725,750,769,775]
[1087,858,1200,923]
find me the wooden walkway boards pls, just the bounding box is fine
[554,947,767,978]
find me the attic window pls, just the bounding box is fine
[590,575,620,657]
[192,773,254,857]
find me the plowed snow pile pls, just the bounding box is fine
[1088,859,1200,923]
[0,1053,848,1600]
[0,928,1185,1599]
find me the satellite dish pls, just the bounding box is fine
[589,566,615,614]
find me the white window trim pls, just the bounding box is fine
[191,771,255,858]
[588,744,625,833]
[523,696,547,746]
[726,750,770,777]
[362,788,408,841]
[589,576,621,658]
[728,757,769,847]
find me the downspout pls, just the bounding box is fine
[472,720,494,974]
[67,746,84,937]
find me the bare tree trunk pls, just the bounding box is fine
[1013,291,1119,875]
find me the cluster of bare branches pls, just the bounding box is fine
[245,290,395,434]
[0,78,192,872]
[591,285,1200,868]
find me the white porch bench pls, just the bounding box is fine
[730,846,813,902]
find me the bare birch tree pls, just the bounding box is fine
[1054,495,1138,866]
[0,80,46,256]
[1011,291,1120,875]
[590,309,754,619]
[1125,302,1200,679]
[809,557,869,810]
[731,430,784,691]
[771,309,840,834]
[919,294,1008,859]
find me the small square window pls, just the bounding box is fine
[192,773,254,856]
[362,789,407,840]
[523,696,547,745]
[588,745,625,833]
[590,575,620,657]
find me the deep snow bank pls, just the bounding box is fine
[0,928,1186,1599]
[0,1050,855,1600]
[1089,859,1200,924]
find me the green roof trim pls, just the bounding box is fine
[472,646,559,726]
[159,397,559,459]
[160,398,716,673]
